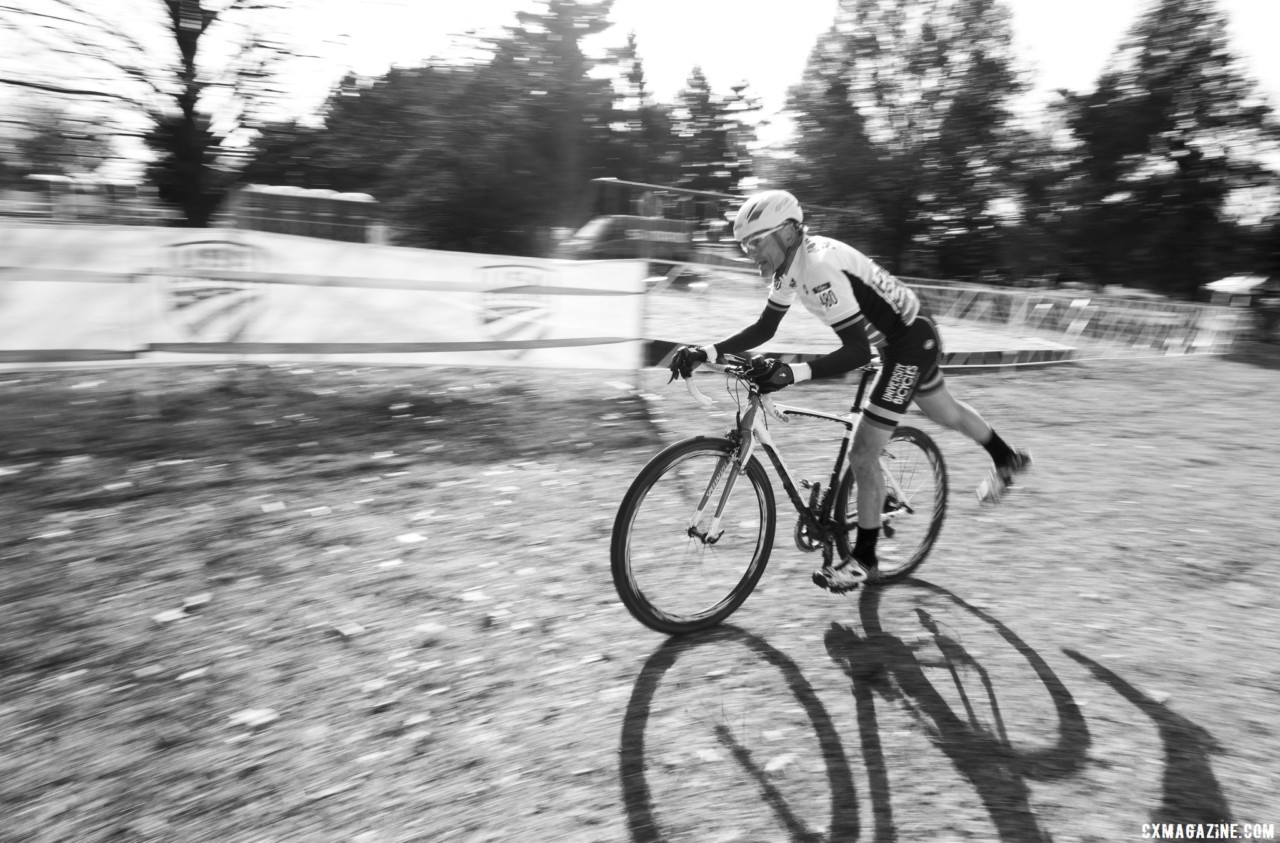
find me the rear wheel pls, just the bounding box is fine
[611,437,776,635]
[835,425,947,581]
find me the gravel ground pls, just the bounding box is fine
[1,340,1278,841]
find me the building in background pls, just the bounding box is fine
[0,174,175,224]
[214,184,386,244]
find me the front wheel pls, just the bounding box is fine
[835,425,947,581]
[611,437,776,635]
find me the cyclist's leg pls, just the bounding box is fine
[815,414,893,591]
[851,419,894,531]
[908,317,1030,500]
[903,316,995,442]
[864,316,950,520]
[816,344,930,591]
[852,345,934,561]
[913,380,995,443]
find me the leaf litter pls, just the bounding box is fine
[1,358,1279,840]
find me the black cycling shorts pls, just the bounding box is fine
[862,315,945,431]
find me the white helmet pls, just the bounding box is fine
[733,190,803,243]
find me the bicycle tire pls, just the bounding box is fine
[611,436,776,635]
[835,425,947,581]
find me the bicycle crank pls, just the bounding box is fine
[794,519,822,552]
[795,482,825,552]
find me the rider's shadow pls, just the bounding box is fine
[617,586,1233,842]
[1063,649,1232,825]
[825,580,1092,843]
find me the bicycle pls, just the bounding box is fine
[611,355,949,635]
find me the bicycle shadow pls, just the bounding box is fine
[1062,649,1232,825]
[615,586,1234,841]
[824,579,1092,843]
[618,624,860,843]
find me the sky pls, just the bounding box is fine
[3,0,1278,176]
[299,0,1280,143]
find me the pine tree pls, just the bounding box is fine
[494,0,619,229]
[672,67,755,196]
[783,0,1026,277]
[1061,0,1279,296]
[602,31,681,189]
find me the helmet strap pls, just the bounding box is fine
[774,223,803,277]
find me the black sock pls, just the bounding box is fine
[983,430,1015,466]
[854,526,879,561]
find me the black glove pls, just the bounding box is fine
[668,345,709,382]
[747,355,794,393]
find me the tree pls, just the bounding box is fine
[1,0,317,225]
[244,1,753,255]
[489,0,620,230]
[782,45,879,245]
[782,0,1027,278]
[599,31,682,190]
[2,103,114,177]
[243,0,661,256]
[1059,0,1280,295]
[990,114,1084,287]
[671,67,755,195]
[242,69,435,195]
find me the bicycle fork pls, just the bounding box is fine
[687,413,761,545]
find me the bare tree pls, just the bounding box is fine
[0,0,322,224]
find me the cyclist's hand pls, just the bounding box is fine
[667,345,709,382]
[747,355,794,393]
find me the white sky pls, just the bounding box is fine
[300,0,1280,141]
[4,0,1278,177]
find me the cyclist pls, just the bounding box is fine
[667,189,1031,592]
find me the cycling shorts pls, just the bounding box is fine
[862,315,945,431]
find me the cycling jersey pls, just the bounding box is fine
[761,234,943,430]
[766,235,924,349]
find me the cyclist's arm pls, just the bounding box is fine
[792,320,872,382]
[705,304,786,360]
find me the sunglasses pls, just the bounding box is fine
[738,226,781,256]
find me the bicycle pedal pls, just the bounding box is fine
[811,569,862,594]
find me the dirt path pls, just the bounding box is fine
[1,351,1278,842]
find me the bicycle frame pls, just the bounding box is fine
[685,363,914,552]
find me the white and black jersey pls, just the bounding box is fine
[766,235,923,349]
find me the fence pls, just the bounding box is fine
[0,220,1258,375]
[905,280,1251,355]
[642,266,1254,374]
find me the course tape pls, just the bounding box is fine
[1,336,636,364]
[0,266,645,297]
